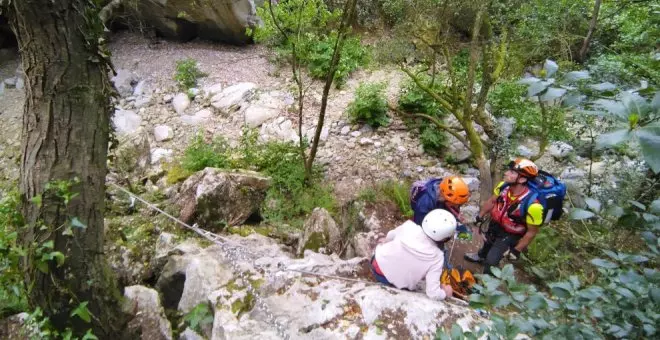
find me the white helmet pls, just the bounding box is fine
[422,209,457,241]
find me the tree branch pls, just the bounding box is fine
[462,3,486,122]
[389,104,470,149]
[399,65,459,119]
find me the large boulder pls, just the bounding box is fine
[296,208,342,256]
[136,0,261,44]
[176,168,271,230]
[124,285,173,340]
[210,82,256,114]
[149,233,486,339]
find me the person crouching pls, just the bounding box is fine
[369,209,457,300]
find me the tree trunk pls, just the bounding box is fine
[305,0,358,176]
[10,0,130,337]
[578,0,602,63]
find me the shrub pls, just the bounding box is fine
[306,35,370,87]
[180,134,231,173]
[0,190,27,317]
[173,129,335,226]
[398,78,450,155]
[379,0,406,26]
[174,58,206,90]
[488,80,570,141]
[377,180,413,218]
[253,0,369,88]
[347,82,389,128]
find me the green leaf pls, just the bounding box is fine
[636,125,660,173]
[615,287,635,298]
[590,82,617,92]
[544,59,558,78]
[624,254,649,263]
[549,282,571,298]
[585,198,601,212]
[71,301,92,323]
[500,264,514,279]
[650,287,660,303]
[569,208,595,220]
[62,225,74,236]
[42,240,54,249]
[71,217,87,229]
[629,200,647,211]
[31,195,42,208]
[643,324,656,337]
[590,308,604,318]
[591,258,619,269]
[81,329,98,340]
[605,205,625,218]
[577,286,604,301]
[540,87,566,102]
[603,250,620,261]
[565,71,590,82]
[596,129,631,149]
[651,91,660,111]
[593,99,628,120]
[525,294,547,310]
[36,261,49,274]
[650,200,660,214]
[518,76,541,85]
[491,293,512,308]
[643,213,658,222]
[51,251,65,267]
[489,267,502,279]
[527,81,549,97]
[562,93,586,107]
[450,324,463,340]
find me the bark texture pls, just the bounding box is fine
[10,0,130,336]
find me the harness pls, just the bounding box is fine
[490,185,531,235]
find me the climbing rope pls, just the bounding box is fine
[109,183,481,338]
[109,183,290,339]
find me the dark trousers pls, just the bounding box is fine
[369,256,392,285]
[478,222,523,275]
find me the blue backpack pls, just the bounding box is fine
[501,170,567,225]
[410,178,444,225]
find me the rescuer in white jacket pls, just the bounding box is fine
[370,209,456,300]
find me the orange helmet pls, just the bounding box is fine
[508,158,539,178]
[439,176,470,205]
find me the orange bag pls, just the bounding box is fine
[441,267,476,300]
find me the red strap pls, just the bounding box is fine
[372,258,384,276]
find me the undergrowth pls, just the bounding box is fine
[168,129,335,228]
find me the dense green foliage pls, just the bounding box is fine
[397,77,450,155]
[252,0,369,87]
[347,82,389,127]
[0,191,27,317]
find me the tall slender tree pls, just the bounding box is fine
[5,0,129,336]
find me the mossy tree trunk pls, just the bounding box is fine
[397,2,505,203]
[8,0,131,337]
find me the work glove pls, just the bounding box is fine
[506,248,521,261]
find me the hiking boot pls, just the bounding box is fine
[464,252,484,263]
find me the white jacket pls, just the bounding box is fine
[374,220,446,300]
